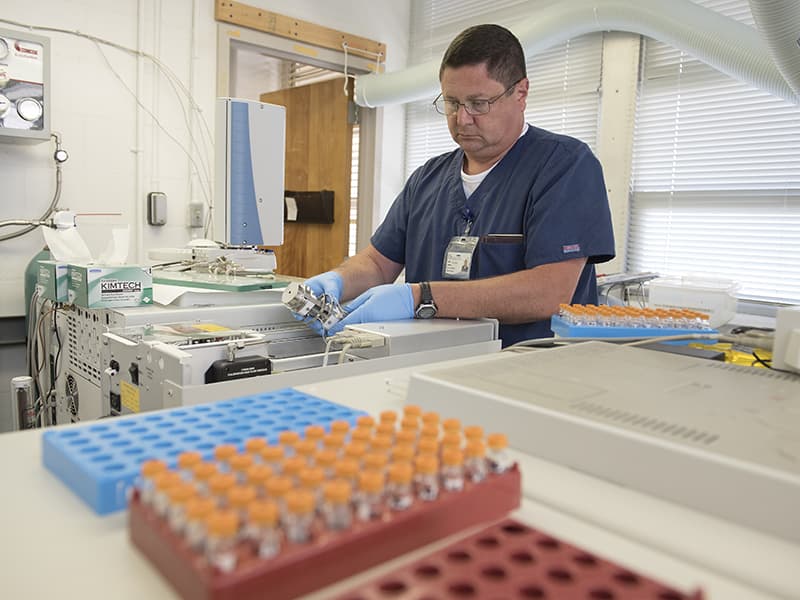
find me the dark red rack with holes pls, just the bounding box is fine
[333,518,705,600]
[129,465,521,600]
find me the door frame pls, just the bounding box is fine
[216,24,380,255]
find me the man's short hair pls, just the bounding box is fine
[439,24,527,87]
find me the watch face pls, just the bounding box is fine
[416,304,436,319]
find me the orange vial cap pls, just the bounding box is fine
[421,412,440,427]
[344,441,367,461]
[465,440,486,458]
[294,439,317,459]
[168,482,196,504]
[155,471,182,492]
[417,438,439,456]
[350,427,371,444]
[304,425,325,441]
[370,434,393,452]
[463,425,484,441]
[208,472,237,496]
[356,415,375,429]
[403,404,422,418]
[229,452,254,474]
[227,485,257,509]
[286,489,315,515]
[192,461,217,483]
[441,431,462,450]
[214,444,238,463]
[177,451,202,471]
[260,444,284,463]
[246,464,274,487]
[419,424,440,440]
[335,458,359,480]
[391,444,414,463]
[395,429,416,446]
[244,437,267,455]
[278,430,300,447]
[323,479,352,503]
[323,433,346,450]
[265,476,293,499]
[379,410,397,425]
[281,456,307,478]
[206,509,239,537]
[415,454,439,475]
[141,459,168,479]
[363,452,388,471]
[442,448,464,467]
[442,418,461,433]
[388,462,413,485]
[330,420,351,435]
[299,466,325,489]
[314,449,337,468]
[248,500,279,526]
[375,422,396,439]
[359,469,385,493]
[400,416,419,432]
[487,433,509,450]
[185,497,215,522]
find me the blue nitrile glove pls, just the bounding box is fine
[305,271,344,302]
[326,283,414,336]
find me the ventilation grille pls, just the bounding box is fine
[571,400,720,446]
[66,311,102,384]
[705,361,800,382]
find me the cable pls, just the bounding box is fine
[337,343,353,365]
[0,135,63,242]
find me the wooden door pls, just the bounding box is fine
[260,78,353,278]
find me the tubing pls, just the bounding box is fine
[355,0,799,107]
[749,0,800,98]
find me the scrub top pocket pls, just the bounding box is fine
[476,234,525,278]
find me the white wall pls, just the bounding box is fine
[0,0,411,318]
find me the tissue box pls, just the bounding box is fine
[37,260,70,302]
[67,264,153,309]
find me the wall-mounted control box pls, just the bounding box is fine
[0,27,50,143]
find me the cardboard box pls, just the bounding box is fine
[68,264,153,308]
[36,260,70,302]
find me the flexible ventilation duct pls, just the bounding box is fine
[749,0,800,98]
[355,0,800,107]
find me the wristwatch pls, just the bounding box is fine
[414,281,438,319]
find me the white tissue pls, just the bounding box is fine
[42,226,93,263]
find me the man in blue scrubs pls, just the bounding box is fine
[295,24,615,347]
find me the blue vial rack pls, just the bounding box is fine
[42,388,366,515]
[550,315,718,345]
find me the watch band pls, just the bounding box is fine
[415,281,437,319]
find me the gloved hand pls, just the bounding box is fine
[291,271,344,337]
[326,283,414,336]
[305,271,344,302]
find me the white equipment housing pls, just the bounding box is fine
[214,98,285,246]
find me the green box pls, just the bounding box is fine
[67,264,153,308]
[37,260,70,302]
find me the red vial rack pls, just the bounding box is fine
[334,518,705,600]
[128,466,521,600]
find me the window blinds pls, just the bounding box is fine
[404,1,603,179]
[627,0,800,303]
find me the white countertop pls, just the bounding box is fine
[1,352,798,600]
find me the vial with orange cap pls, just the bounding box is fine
[228,452,254,484]
[246,500,281,558]
[281,456,307,485]
[284,489,315,543]
[343,441,367,465]
[414,455,439,501]
[314,449,337,479]
[214,444,238,472]
[322,479,353,530]
[192,461,218,495]
[465,440,488,483]
[205,509,239,573]
[246,464,274,497]
[153,471,183,517]
[329,419,351,437]
[176,451,202,481]
[138,459,167,506]
[208,472,237,507]
[334,458,359,487]
[260,444,285,472]
[294,439,317,461]
[441,449,465,492]
[355,469,385,521]
[362,451,388,473]
[184,496,216,551]
[167,481,197,533]
[278,430,301,456]
[487,433,512,473]
[349,426,371,445]
[244,437,267,459]
[227,485,257,523]
[421,411,440,429]
[304,424,326,448]
[355,415,375,430]
[387,462,414,511]
[299,466,326,509]
[379,410,397,427]
[265,475,293,515]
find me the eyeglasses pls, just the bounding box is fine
[433,78,523,116]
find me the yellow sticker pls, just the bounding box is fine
[120,380,141,413]
[192,323,231,332]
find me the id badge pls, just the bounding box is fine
[442,236,479,280]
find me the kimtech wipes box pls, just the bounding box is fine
[68,264,153,308]
[37,260,70,302]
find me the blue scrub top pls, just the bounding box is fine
[372,124,615,346]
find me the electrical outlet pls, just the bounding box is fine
[773,306,800,373]
[188,202,204,228]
